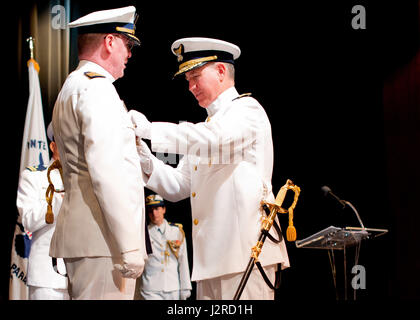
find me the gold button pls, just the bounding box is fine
[206,117,211,122]
[194,165,197,171]
[194,219,199,225]
[192,192,196,197]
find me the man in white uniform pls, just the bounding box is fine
[137,194,192,300]
[49,6,148,300]
[17,123,69,300]
[129,38,290,299]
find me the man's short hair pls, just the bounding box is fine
[209,62,235,80]
[77,33,105,55]
[224,62,235,79]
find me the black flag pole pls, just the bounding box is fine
[233,179,300,300]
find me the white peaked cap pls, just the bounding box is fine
[170,37,241,77]
[68,6,137,28]
[171,37,241,59]
[68,6,140,45]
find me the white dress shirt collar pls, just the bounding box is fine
[206,86,239,117]
[150,219,167,235]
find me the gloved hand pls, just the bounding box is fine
[114,250,145,279]
[128,110,152,140]
[136,139,153,175]
[180,289,191,300]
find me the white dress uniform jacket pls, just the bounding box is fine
[146,87,290,282]
[50,60,147,259]
[17,161,67,289]
[140,219,192,294]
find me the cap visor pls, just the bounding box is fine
[173,61,209,78]
[121,32,141,46]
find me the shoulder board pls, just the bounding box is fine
[169,222,183,229]
[25,165,45,172]
[84,71,105,79]
[232,93,252,101]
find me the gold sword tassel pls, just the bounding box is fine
[45,159,64,224]
[285,182,300,241]
[260,179,301,246]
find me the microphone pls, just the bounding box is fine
[321,186,365,228]
[321,186,347,209]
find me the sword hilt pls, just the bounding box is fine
[260,179,301,242]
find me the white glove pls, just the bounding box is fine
[180,289,191,300]
[128,110,152,139]
[114,250,145,279]
[136,139,153,175]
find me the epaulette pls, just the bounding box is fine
[232,93,252,101]
[169,222,183,229]
[169,222,185,239]
[26,165,44,172]
[84,71,105,79]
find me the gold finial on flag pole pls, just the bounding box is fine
[26,36,39,73]
[26,37,34,59]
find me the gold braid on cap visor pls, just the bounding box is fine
[116,26,135,34]
[175,55,218,76]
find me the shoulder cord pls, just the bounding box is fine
[166,224,185,260]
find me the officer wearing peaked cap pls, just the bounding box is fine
[136,195,192,300]
[50,6,148,300]
[129,37,290,300]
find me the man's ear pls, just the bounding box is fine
[103,34,115,53]
[216,63,226,81]
[50,141,60,159]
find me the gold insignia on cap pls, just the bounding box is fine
[174,44,184,62]
[146,194,165,205]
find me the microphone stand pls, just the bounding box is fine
[344,200,365,229]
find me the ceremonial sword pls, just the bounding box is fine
[233,179,300,300]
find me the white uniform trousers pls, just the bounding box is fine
[29,286,70,300]
[64,257,136,300]
[139,290,180,300]
[196,264,277,300]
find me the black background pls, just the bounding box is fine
[2,0,420,310]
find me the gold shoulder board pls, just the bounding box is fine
[84,71,105,79]
[232,93,252,101]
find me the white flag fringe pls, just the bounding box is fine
[9,59,50,300]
